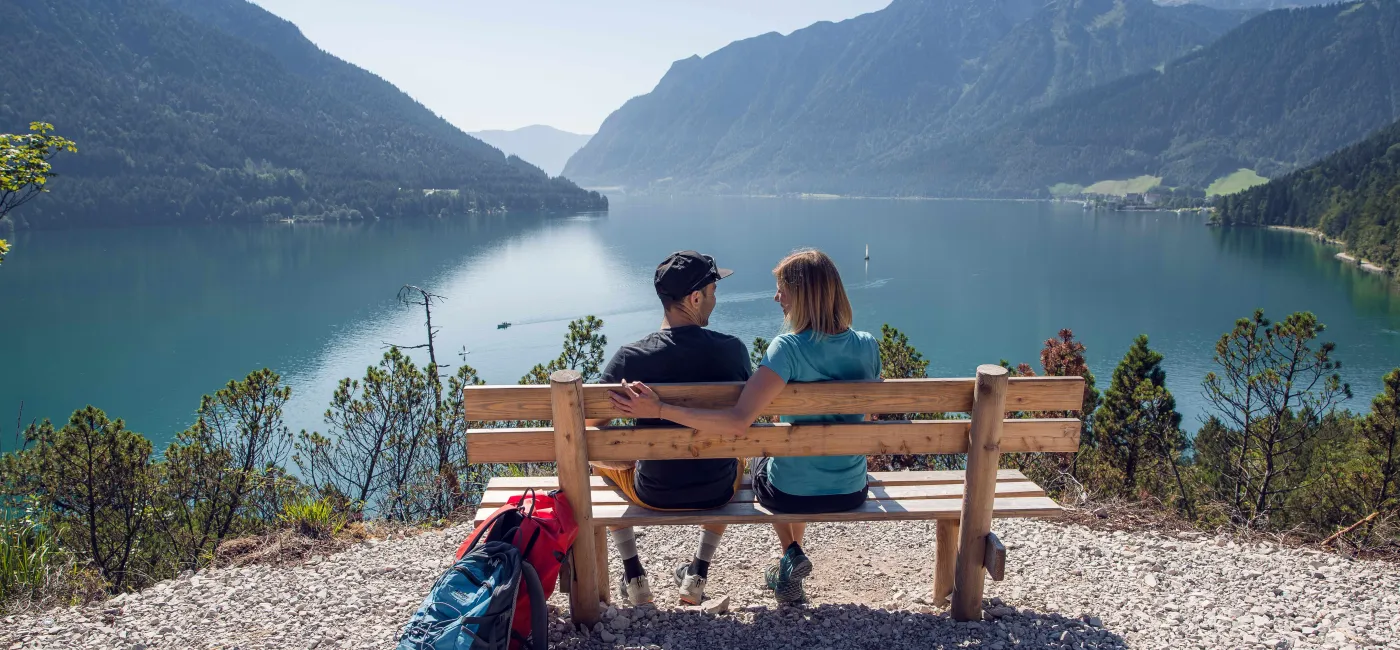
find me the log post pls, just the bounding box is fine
[933,519,959,607]
[550,370,602,626]
[595,526,610,605]
[950,364,1009,621]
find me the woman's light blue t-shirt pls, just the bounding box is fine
[760,329,882,496]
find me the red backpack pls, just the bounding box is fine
[457,489,578,649]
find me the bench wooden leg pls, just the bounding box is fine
[550,370,603,626]
[933,519,959,607]
[951,365,1008,622]
[595,526,610,605]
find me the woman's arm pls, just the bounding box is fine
[609,366,788,436]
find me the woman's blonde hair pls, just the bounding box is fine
[773,248,853,337]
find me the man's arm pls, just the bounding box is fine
[590,350,636,471]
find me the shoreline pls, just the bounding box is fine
[1267,225,1388,275]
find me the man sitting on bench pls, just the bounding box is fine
[587,250,751,606]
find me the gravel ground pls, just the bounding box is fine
[3,518,1396,649]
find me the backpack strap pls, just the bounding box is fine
[517,525,543,559]
[519,562,548,650]
[457,504,517,559]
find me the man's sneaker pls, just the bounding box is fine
[617,574,653,606]
[674,563,707,605]
[763,546,812,605]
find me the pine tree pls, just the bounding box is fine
[1093,335,1185,500]
[519,316,608,385]
[1357,369,1400,541]
[1201,310,1350,528]
[878,324,929,380]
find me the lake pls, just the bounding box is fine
[3,197,1400,454]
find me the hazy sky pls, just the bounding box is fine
[248,0,890,135]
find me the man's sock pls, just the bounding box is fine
[785,541,804,557]
[610,527,645,581]
[688,529,723,578]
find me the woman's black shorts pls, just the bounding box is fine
[750,458,867,514]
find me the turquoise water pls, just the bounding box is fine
[3,197,1399,453]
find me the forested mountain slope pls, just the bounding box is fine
[0,0,605,228]
[884,0,1400,197]
[947,0,1251,126]
[564,0,1243,194]
[1217,119,1400,270]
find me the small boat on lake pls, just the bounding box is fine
[864,244,870,260]
[497,322,511,330]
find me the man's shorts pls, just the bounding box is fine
[594,459,746,512]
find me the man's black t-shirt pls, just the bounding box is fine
[601,325,752,509]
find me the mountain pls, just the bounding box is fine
[0,0,605,229]
[1217,118,1400,270]
[948,0,1252,126]
[888,0,1400,197]
[564,0,1247,194]
[469,126,592,178]
[1162,0,1333,10]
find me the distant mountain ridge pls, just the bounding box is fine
[564,0,1252,194]
[0,0,604,229]
[469,126,593,178]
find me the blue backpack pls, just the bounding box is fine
[396,540,547,650]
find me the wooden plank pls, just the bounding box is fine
[466,418,1081,463]
[984,532,1006,582]
[472,496,1061,526]
[952,365,1009,622]
[464,376,1086,421]
[483,469,1031,491]
[934,519,959,607]
[549,370,602,626]
[478,481,1047,509]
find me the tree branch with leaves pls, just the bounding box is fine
[0,123,77,265]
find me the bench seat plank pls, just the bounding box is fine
[481,469,1031,491]
[473,494,1061,526]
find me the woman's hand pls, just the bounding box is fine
[609,380,664,419]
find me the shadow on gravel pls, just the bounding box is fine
[559,603,1128,650]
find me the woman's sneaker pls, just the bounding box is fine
[674,563,707,605]
[618,574,653,606]
[763,546,812,605]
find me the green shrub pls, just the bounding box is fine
[279,497,345,539]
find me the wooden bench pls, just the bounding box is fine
[464,365,1084,625]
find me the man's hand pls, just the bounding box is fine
[609,380,664,419]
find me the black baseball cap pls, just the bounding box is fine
[654,250,733,300]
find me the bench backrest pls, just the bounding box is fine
[463,371,1086,464]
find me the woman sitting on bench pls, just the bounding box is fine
[610,248,882,605]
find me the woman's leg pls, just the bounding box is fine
[772,523,798,549]
[771,522,808,550]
